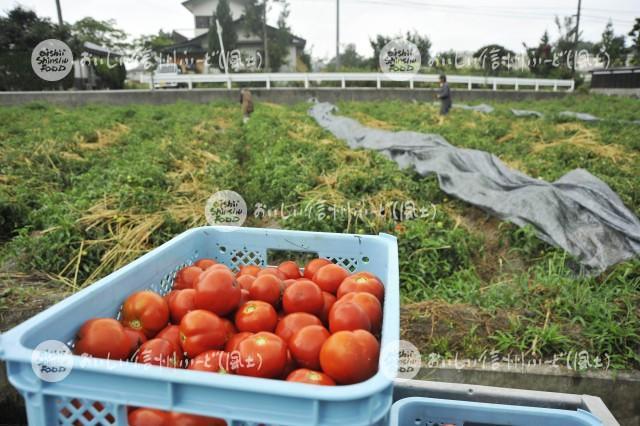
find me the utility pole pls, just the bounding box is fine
[55,0,63,27]
[335,0,340,71]
[572,0,582,75]
[263,0,270,71]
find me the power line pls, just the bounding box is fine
[296,0,637,25]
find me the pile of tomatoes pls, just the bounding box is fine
[73,257,385,425]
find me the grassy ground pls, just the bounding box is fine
[0,95,638,369]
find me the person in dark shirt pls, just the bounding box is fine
[437,74,452,115]
[240,88,254,124]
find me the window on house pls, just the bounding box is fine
[195,16,211,29]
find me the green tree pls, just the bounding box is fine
[334,43,366,69]
[473,44,515,75]
[243,0,294,71]
[406,31,431,64]
[244,0,268,70]
[628,18,640,65]
[524,31,554,77]
[0,6,74,90]
[268,2,291,71]
[369,34,392,68]
[592,21,627,67]
[133,30,175,53]
[71,17,128,51]
[209,0,237,60]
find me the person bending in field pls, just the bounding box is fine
[240,88,254,124]
[437,74,452,115]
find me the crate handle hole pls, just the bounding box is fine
[219,246,227,253]
[362,256,370,263]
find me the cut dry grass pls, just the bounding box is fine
[532,122,632,163]
[77,123,130,150]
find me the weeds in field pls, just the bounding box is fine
[0,95,638,368]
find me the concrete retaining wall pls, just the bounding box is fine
[590,88,640,98]
[0,88,568,107]
[418,364,640,426]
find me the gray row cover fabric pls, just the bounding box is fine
[453,103,495,113]
[308,102,640,273]
[511,109,544,118]
[559,111,600,122]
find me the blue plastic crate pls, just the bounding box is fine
[390,397,603,426]
[0,226,399,426]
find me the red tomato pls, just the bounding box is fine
[155,324,181,352]
[277,260,302,279]
[121,291,170,338]
[282,280,323,315]
[169,289,196,324]
[179,310,227,358]
[123,327,147,356]
[283,279,297,289]
[319,291,336,325]
[236,332,287,378]
[135,338,183,368]
[170,412,227,426]
[312,264,350,294]
[319,330,379,384]
[235,300,278,333]
[74,318,131,360]
[256,268,287,280]
[238,288,250,307]
[224,331,252,353]
[206,264,232,273]
[275,312,322,343]
[249,274,282,307]
[188,350,232,374]
[303,258,331,280]
[221,318,237,341]
[237,265,261,277]
[328,301,371,333]
[225,331,253,352]
[128,408,170,426]
[174,266,203,290]
[288,325,330,370]
[237,274,256,291]
[194,269,241,316]
[337,292,382,333]
[280,349,298,379]
[286,369,336,386]
[194,258,217,270]
[164,290,179,305]
[337,273,384,302]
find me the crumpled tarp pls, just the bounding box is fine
[511,109,544,118]
[308,102,640,273]
[453,103,495,113]
[559,111,600,122]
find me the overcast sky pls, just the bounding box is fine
[3,0,639,60]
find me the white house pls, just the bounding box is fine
[168,0,307,72]
[183,0,246,37]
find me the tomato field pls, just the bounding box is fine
[0,94,639,370]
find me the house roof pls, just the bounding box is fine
[82,41,124,57]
